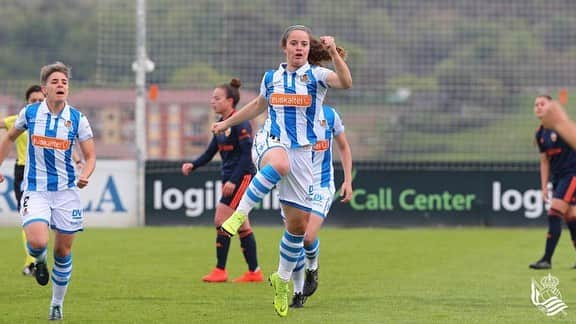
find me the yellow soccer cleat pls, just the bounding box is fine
[268,272,289,317]
[219,211,247,237]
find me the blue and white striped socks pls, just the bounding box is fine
[305,238,320,270]
[51,254,72,306]
[237,164,282,215]
[278,230,304,281]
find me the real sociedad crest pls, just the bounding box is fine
[530,273,567,317]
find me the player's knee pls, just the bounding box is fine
[269,159,290,176]
[27,237,49,250]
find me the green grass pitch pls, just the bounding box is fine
[1,226,576,323]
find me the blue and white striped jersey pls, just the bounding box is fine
[259,62,332,148]
[312,105,344,190]
[15,101,93,192]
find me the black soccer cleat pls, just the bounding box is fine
[35,262,50,286]
[303,268,319,297]
[529,260,551,270]
[289,293,306,308]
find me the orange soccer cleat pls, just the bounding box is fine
[233,269,264,283]
[202,268,228,282]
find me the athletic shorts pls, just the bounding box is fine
[21,189,84,233]
[311,186,335,219]
[252,128,313,212]
[221,174,253,209]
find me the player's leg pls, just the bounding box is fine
[233,216,263,282]
[269,148,312,317]
[530,198,569,269]
[48,189,84,320]
[303,214,324,297]
[202,203,233,282]
[14,164,35,275]
[220,132,288,236]
[564,204,576,268]
[289,250,306,308]
[50,231,75,320]
[21,191,51,286]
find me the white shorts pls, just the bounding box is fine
[311,186,335,219]
[252,129,313,212]
[21,189,84,233]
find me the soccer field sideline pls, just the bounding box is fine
[1,226,575,323]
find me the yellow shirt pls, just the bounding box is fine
[3,115,27,166]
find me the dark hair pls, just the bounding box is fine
[537,94,553,101]
[217,78,242,108]
[280,25,347,66]
[25,84,42,101]
[308,38,347,66]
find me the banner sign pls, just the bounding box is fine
[145,162,547,227]
[0,160,137,227]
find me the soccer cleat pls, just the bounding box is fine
[219,211,247,237]
[303,268,319,297]
[529,260,551,270]
[202,268,228,282]
[35,262,49,286]
[22,262,35,276]
[48,304,63,320]
[233,269,264,283]
[289,292,306,308]
[268,272,289,317]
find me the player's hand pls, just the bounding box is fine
[77,176,89,189]
[181,163,194,175]
[222,181,236,197]
[539,100,568,129]
[0,174,4,183]
[320,36,338,56]
[211,121,229,135]
[339,181,353,203]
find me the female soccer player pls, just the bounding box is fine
[530,95,576,270]
[212,25,352,317]
[289,104,353,308]
[0,62,96,320]
[181,78,263,283]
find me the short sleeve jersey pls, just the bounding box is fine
[312,105,345,190]
[15,101,93,191]
[259,62,332,148]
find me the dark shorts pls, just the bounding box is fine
[553,175,576,204]
[14,164,24,211]
[221,174,253,209]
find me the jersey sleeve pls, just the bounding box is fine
[14,107,28,130]
[77,113,94,142]
[228,121,254,185]
[332,109,345,136]
[3,115,17,130]
[313,66,333,88]
[258,73,268,98]
[192,136,218,168]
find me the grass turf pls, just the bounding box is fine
[1,226,575,323]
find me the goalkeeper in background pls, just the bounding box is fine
[181,78,263,283]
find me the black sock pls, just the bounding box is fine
[216,230,231,270]
[566,220,576,250]
[542,211,563,262]
[239,231,259,272]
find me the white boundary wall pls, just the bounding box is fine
[0,160,138,227]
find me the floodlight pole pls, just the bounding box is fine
[134,0,150,226]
